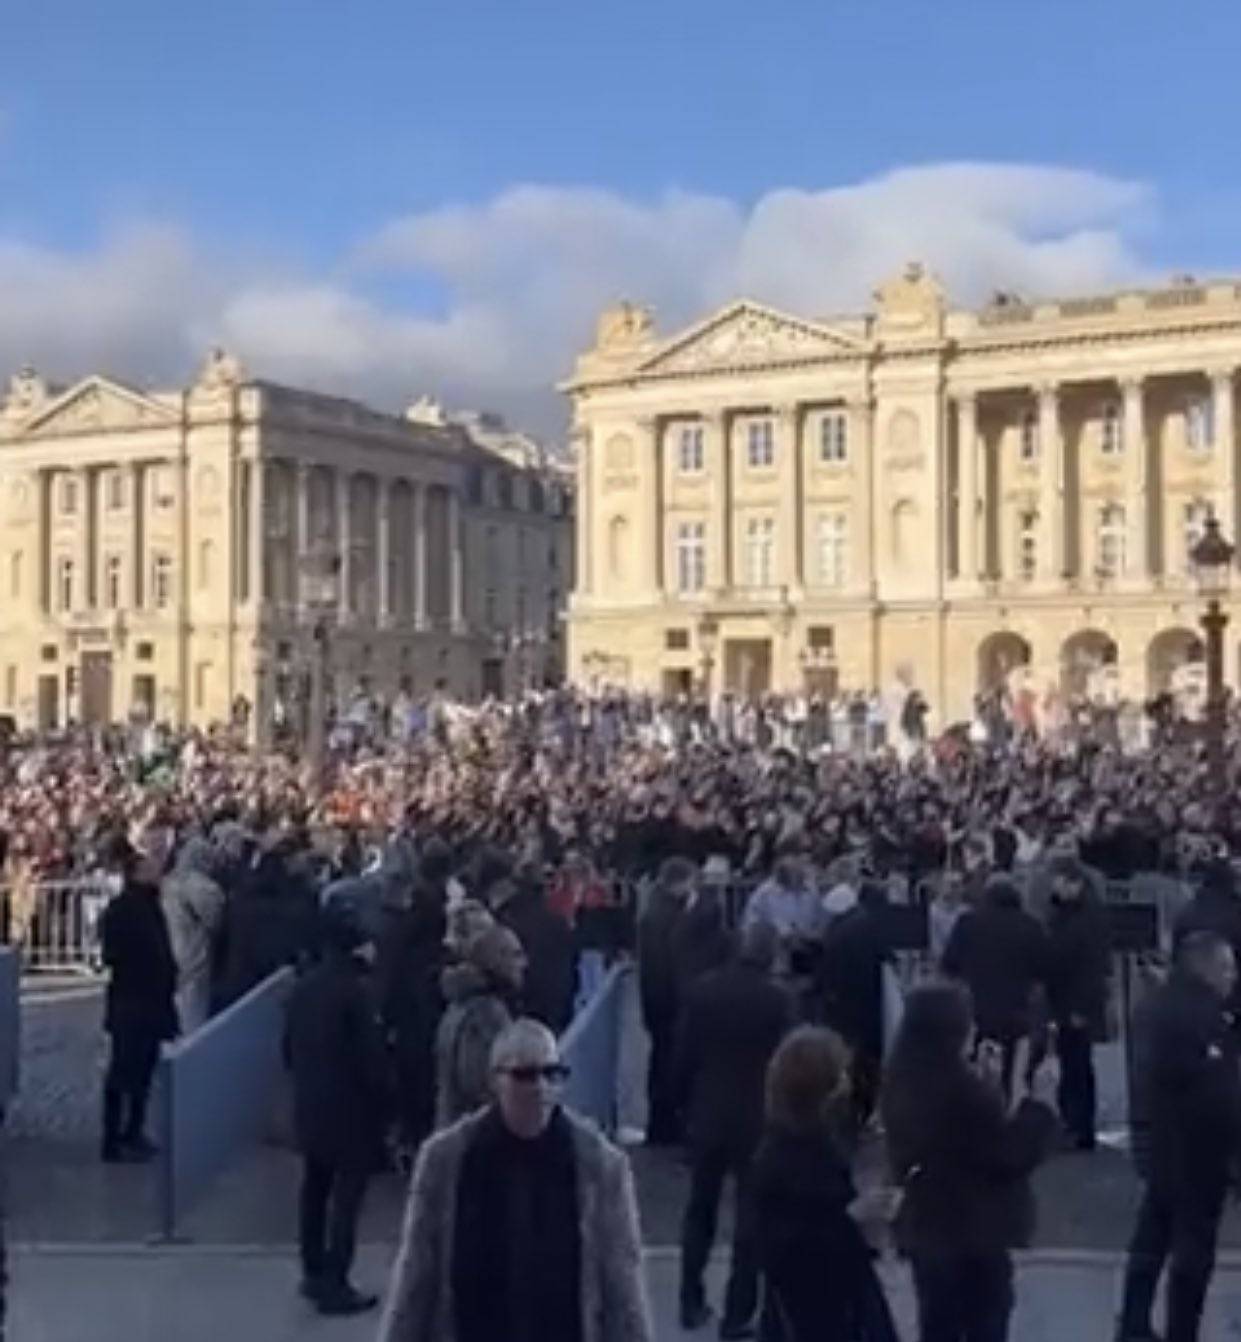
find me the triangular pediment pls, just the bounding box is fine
[17,376,178,438]
[636,300,866,376]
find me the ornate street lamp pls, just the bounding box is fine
[1191,514,1234,795]
[697,615,720,702]
[299,546,341,769]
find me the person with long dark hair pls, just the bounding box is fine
[750,1026,899,1342]
[881,980,1058,1342]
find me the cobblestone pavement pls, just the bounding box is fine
[9,985,107,1142]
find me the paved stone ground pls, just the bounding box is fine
[14,1246,1241,1342]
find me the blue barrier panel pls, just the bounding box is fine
[560,963,628,1134]
[155,966,294,1240]
[0,949,18,1113]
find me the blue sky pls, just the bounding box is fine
[2,0,1240,433]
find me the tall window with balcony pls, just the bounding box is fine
[815,513,848,588]
[1019,411,1038,463]
[1096,503,1126,578]
[678,424,705,474]
[1017,510,1038,581]
[675,521,706,594]
[1100,403,1123,456]
[104,555,122,610]
[819,411,848,465]
[56,557,75,612]
[1183,499,1212,572]
[746,419,774,469]
[743,516,775,587]
[151,553,173,609]
[1185,396,1215,453]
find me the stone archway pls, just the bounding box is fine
[1147,626,1204,698]
[977,631,1032,696]
[1060,629,1118,698]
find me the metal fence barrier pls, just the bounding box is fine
[154,966,295,1241]
[0,949,19,1114]
[0,880,107,974]
[560,962,629,1135]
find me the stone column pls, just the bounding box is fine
[448,489,465,629]
[37,468,51,613]
[337,471,351,615]
[79,467,93,609]
[1122,377,1148,579]
[705,411,730,591]
[413,485,428,629]
[572,425,592,597]
[295,463,311,615]
[250,458,265,607]
[776,404,802,589]
[1036,384,1062,581]
[850,397,874,595]
[377,477,391,624]
[635,417,663,595]
[131,462,145,608]
[1213,368,1236,537]
[957,395,979,581]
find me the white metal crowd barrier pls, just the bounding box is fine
[0,879,109,974]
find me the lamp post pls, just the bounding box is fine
[1191,514,1234,795]
[300,546,341,770]
[697,615,720,702]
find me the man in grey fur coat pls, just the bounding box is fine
[377,1018,653,1342]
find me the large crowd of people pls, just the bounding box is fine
[6,683,1241,1340]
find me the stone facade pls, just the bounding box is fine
[563,269,1241,725]
[0,353,572,731]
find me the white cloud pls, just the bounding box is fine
[0,163,1161,436]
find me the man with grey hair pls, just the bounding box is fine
[378,1017,653,1342]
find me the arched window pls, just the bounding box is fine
[1097,503,1126,577]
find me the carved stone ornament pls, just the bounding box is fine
[595,303,654,351]
[0,366,50,426]
[604,433,635,471]
[196,346,246,391]
[873,261,946,330]
[885,409,925,469]
[640,303,859,375]
[24,381,172,436]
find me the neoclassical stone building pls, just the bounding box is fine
[564,267,1241,725]
[0,352,572,730]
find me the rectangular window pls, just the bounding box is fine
[106,471,125,510]
[1097,503,1126,577]
[746,419,775,469]
[152,553,172,609]
[1100,403,1123,456]
[677,425,705,474]
[56,557,74,612]
[104,555,122,610]
[1186,397,1215,452]
[819,411,848,464]
[743,516,775,587]
[675,521,706,594]
[815,513,849,587]
[1017,510,1038,581]
[59,477,78,515]
[665,628,690,651]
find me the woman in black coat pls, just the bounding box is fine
[881,981,1058,1342]
[751,1027,899,1342]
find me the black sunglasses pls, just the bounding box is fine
[502,1063,570,1084]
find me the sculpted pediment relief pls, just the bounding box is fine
[637,301,865,376]
[11,376,178,438]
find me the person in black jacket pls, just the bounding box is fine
[99,835,178,1163]
[1172,858,1241,1022]
[881,980,1058,1342]
[674,921,792,1337]
[637,856,695,1145]
[818,881,894,1131]
[1117,930,1241,1342]
[219,842,317,1006]
[1045,857,1112,1151]
[942,875,1050,1097]
[495,870,577,1034]
[752,1026,899,1342]
[286,901,390,1317]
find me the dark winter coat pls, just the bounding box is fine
[1045,894,1112,1036]
[674,961,792,1153]
[669,891,733,998]
[941,883,1049,1039]
[499,886,577,1034]
[285,951,390,1169]
[1174,880,1241,1019]
[818,902,892,1060]
[434,964,513,1127]
[882,1063,1056,1258]
[101,881,178,1040]
[1131,969,1241,1196]
[219,852,317,1005]
[636,890,686,1031]
[751,1126,898,1342]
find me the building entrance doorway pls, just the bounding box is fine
[662,668,693,697]
[37,675,59,730]
[132,674,156,722]
[724,639,772,699]
[480,658,504,699]
[80,652,113,725]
